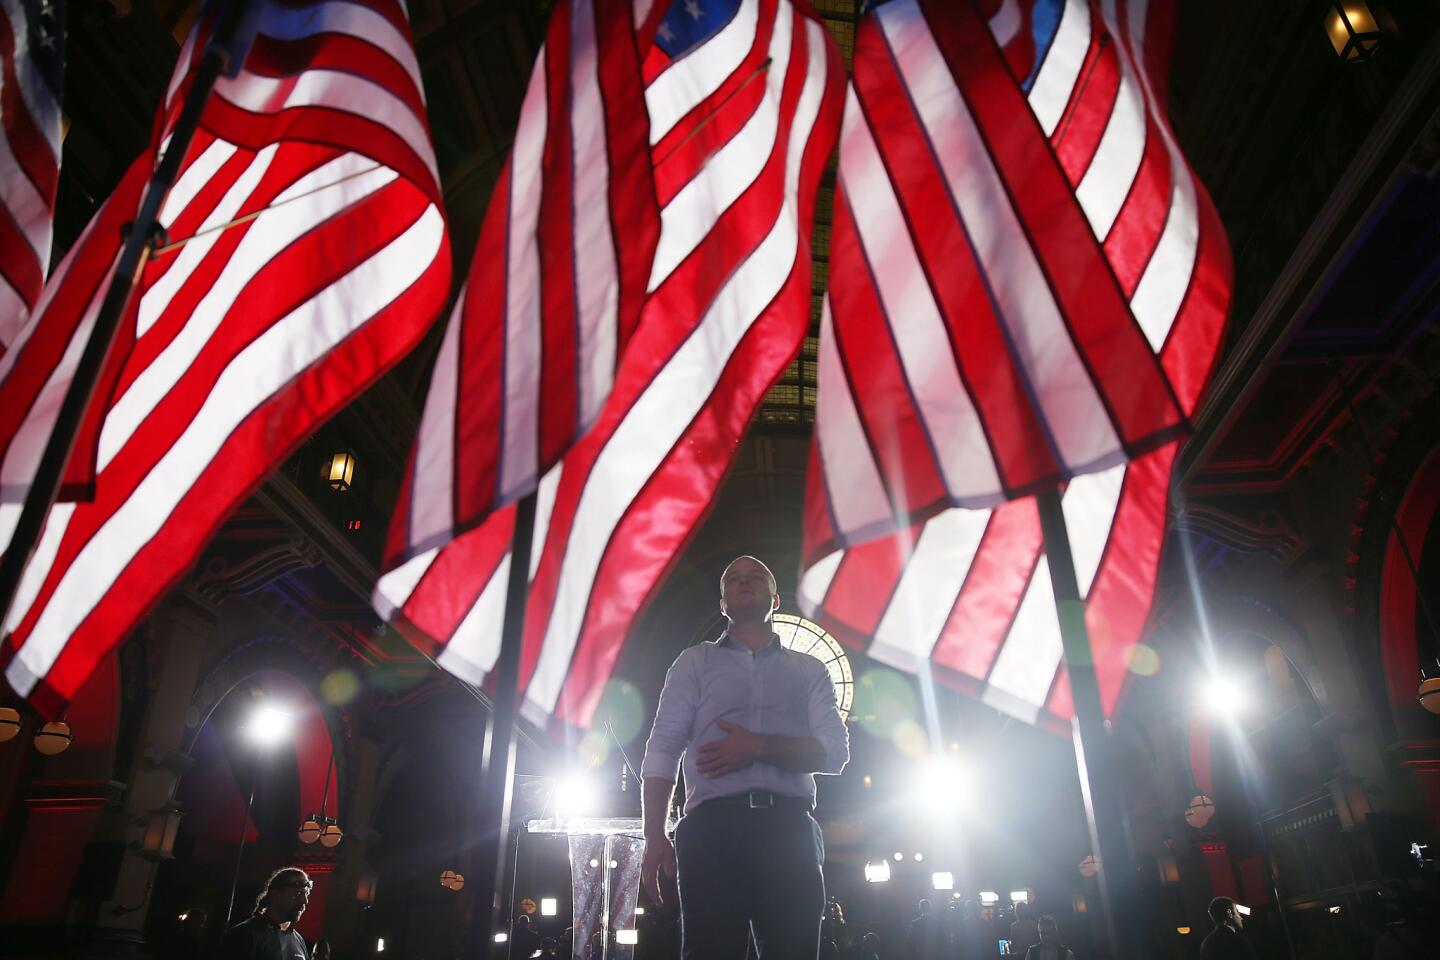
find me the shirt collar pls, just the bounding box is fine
[716,631,781,654]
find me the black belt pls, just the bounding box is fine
[701,791,812,812]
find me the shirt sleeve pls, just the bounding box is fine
[806,657,850,775]
[641,647,700,781]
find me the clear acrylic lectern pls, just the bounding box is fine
[525,817,672,960]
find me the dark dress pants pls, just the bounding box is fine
[674,800,826,960]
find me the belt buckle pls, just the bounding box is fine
[748,791,773,809]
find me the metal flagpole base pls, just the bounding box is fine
[1036,487,1146,960]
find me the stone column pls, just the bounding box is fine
[88,598,217,956]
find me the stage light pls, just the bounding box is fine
[1201,676,1247,717]
[589,858,600,869]
[914,853,924,862]
[951,892,961,900]
[541,897,558,917]
[376,938,385,953]
[554,772,599,817]
[1010,890,1029,904]
[1328,906,1341,914]
[616,930,638,945]
[1236,904,1251,917]
[979,891,999,905]
[864,861,891,883]
[494,934,509,944]
[634,907,645,916]
[245,706,293,748]
[893,851,904,861]
[916,757,967,813]
[932,872,954,890]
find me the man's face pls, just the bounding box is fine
[720,557,777,623]
[1038,921,1058,944]
[268,874,311,924]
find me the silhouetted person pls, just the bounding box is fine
[1010,902,1039,956]
[216,867,311,960]
[1023,915,1074,960]
[909,898,941,960]
[511,913,542,958]
[1199,898,1259,960]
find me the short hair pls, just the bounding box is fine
[1207,897,1235,924]
[253,867,309,916]
[719,556,777,594]
[918,898,931,912]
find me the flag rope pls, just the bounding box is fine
[150,163,386,257]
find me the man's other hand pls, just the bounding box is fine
[640,834,678,906]
[696,719,764,777]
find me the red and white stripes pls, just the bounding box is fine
[0,0,64,352]
[376,0,843,728]
[384,0,661,566]
[798,0,1231,728]
[0,0,449,712]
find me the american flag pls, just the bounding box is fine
[381,0,663,569]
[376,0,844,728]
[798,0,1231,729]
[0,0,64,353]
[0,0,450,712]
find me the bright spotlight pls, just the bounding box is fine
[541,897,558,917]
[493,934,508,944]
[979,891,999,905]
[376,938,385,953]
[917,757,967,813]
[616,930,638,945]
[914,852,924,862]
[246,706,293,747]
[931,872,954,891]
[864,861,891,883]
[634,907,645,916]
[1010,890,1029,904]
[554,772,598,818]
[893,851,904,862]
[1202,676,1248,717]
[1235,903,1251,917]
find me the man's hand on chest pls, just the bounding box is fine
[696,719,765,777]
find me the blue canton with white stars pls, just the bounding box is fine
[20,0,64,100]
[654,0,741,59]
[22,0,65,101]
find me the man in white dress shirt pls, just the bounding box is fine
[639,555,850,959]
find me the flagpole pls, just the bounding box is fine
[1036,487,1145,960]
[464,488,538,959]
[0,0,252,640]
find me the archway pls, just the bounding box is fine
[149,666,341,953]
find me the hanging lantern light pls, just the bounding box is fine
[1078,854,1100,878]
[139,806,184,859]
[298,817,322,844]
[1324,3,1382,61]
[319,822,343,848]
[0,706,20,743]
[1418,675,1440,715]
[323,451,356,491]
[34,720,73,756]
[1184,794,1217,830]
[439,870,465,891]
